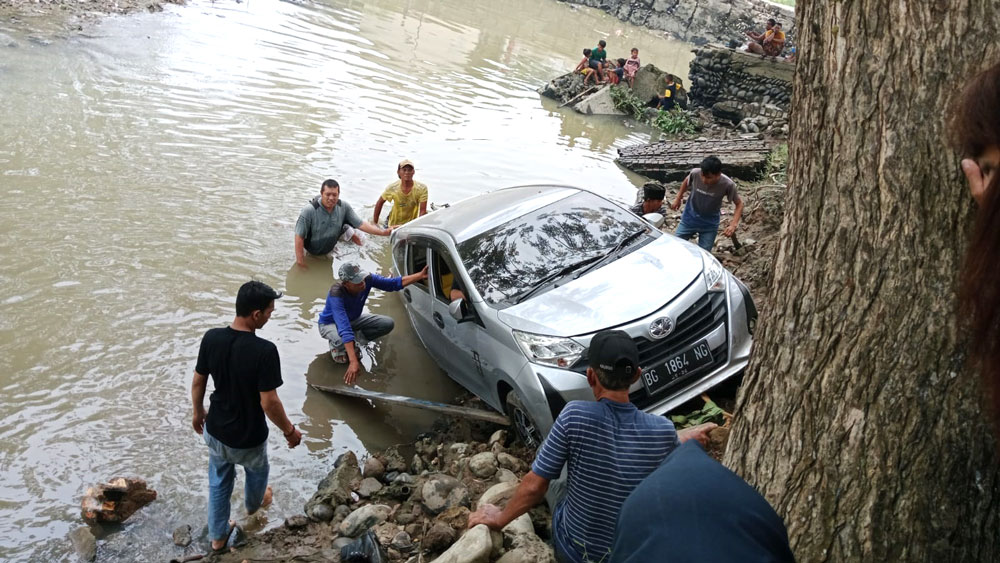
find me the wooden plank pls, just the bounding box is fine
[310,384,510,426]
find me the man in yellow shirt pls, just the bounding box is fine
[373,159,429,226]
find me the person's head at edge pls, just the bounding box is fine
[586,330,642,398]
[235,281,282,330]
[642,183,666,210]
[953,61,1000,422]
[700,155,724,185]
[320,179,340,211]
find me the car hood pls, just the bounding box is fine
[497,234,704,337]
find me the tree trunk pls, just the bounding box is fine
[723,2,1000,561]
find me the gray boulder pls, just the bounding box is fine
[421,474,470,514]
[357,477,383,498]
[305,451,362,519]
[468,452,498,479]
[431,524,497,563]
[362,456,385,480]
[339,504,392,537]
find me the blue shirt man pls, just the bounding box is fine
[468,330,716,563]
[318,262,428,385]
[670,156,743,251]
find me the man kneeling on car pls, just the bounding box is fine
[468,329,715,563]
[318,262,428,385]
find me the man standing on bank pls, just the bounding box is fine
[671,155,743,251]
[468,330,714,563]
[319,262,429,385]
[191,281,302,553]
[294,179,394,269]
[372,159,429,227]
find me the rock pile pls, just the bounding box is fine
[211,429,553,562]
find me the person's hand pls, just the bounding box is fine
[468,504,503,530]
[670,198,681,211]
[344,361,361,385]
[192,406,206,435]
[284,426,302,448]
[296,258,308,269]
[723,222,738,237]
[962,158,988,207]
[419,265,429,280]
[677,422,718,446]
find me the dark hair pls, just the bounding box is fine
[631,47,638,53]
[583,48,592,56]
[700,156,723,175]
[320,179,339,192]
[665,73,675,82]
[954,61,1000,420]
[598,39,607,48]
[591,366,632,391]
[236,280,282,317]
[767,18,776,25]
[775,22,783,28]
[617,58,626,67]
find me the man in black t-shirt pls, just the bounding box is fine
[191,281,302,553]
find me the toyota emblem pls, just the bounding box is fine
[648,317,674,339]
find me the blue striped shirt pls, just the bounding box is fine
[532,399,678,563]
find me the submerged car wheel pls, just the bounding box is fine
[506,392,542,449]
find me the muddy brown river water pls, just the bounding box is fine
[0,0,694,559]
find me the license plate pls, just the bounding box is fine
[640,340,713,395]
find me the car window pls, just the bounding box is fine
[406,242,429,288]
[456,191,652,305]
[392,240,407,275]
[432,251,468,304]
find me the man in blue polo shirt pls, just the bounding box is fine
[318,262,428,385]
[468,330,715,563]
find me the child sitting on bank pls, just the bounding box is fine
[608,58,626,85]
[575,48,592,73]
[624,48,641,87]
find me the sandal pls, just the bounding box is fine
[331,351,348,364]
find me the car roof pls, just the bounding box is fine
[406,184,583,243]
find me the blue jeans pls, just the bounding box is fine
[204,430,269,542]
[675,219,718,251]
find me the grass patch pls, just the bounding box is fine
[609,85,698,136]
[608,85,644,119]
[652,108,697,135]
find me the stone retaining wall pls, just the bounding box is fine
[688,45,793,135]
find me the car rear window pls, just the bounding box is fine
[457,191,650,305]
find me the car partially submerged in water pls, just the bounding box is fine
[390,185,756,447]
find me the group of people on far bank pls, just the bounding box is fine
[572,39,682,112]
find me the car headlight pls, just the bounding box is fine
[702,251,726,293]
[512,330,584,368]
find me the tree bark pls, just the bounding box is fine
[724,2,1000,561]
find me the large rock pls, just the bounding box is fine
[431,524,495,563]
[422,522,458,553]
[478,480,519,509]
[305,451,362,519]
[420,474,470,514]
[339,504,392,537]
[711,101,744,125]
[80,477,157,524]
[496,453,522,472]
[573,86,626,116]
[632,64,687,108]
[497,534,557,563]
[357,477,383,498]
[502,513,535,537]
[363,456,385,480]
[468,452,498,479]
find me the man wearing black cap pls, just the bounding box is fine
[629,182,669,217]
[468,330,715,563]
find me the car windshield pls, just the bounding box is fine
[457,191,652,305]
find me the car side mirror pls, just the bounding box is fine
[448,299,464,321]
[643,212,665,228]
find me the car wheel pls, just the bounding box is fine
[506,392,542,449]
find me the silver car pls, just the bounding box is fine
[390,185,756,447]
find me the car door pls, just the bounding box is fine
[429,247,492,400]
[397,239,438,354]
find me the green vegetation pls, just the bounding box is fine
[609,85,698,136]
[771,0,795,6]
[652,108,697,135]
[766,143,789,181]
[608,85,644,119]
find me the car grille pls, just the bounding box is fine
[629,291,729,408]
